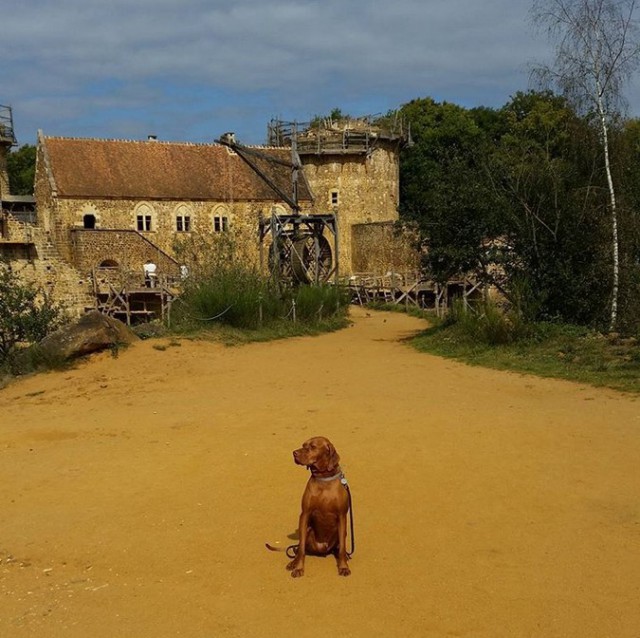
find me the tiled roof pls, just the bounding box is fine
[41,136,311,202]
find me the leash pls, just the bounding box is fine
[343,476,355,558]
[283,471,355,559]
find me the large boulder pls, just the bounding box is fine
[39,311,139,361]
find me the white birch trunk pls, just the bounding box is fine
[597,91,619,332]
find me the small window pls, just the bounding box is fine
[176,215,191,232]
[83,214,96,229]
[214,216,229,232]
[137,215,152,231]
[330,190,339,207]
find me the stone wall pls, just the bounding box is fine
[0,213,94,316]
[301,142,400,274]
[70,229,180,277]
[351,221,420,275]
[35,183,285,273]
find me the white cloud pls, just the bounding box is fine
[5,0,631,145]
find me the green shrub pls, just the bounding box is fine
[444,299,532,345]
[0,262,66,360]
[174,262,349,332]
[291,284,349,323]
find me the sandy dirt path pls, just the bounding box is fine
[1,307,639,637]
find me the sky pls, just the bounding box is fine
[1,0,636,147]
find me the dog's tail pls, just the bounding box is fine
[265,543,286,552]
[265,542,299,558]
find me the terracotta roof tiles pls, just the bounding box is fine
[41,136,311,203]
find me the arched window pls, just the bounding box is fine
[212,205,231,233]
[133,203,155,232]
[175,204,193,232]
[99,259,119,269]
[83,214,96,229]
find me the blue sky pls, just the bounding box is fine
[2,0,637,147]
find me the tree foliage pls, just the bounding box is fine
[531,0,640,329]
[0,262,65,359]
[399,90,640,332]
[7,144,36,195]
[399,98,501,283]
[492,91,611,323]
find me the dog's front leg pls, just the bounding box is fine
[336,511,351,576]
[286,511,308,578]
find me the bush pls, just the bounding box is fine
[445,298,531,345]
[174,265,348,332]
[290,284,350,323]
[171,231,349,332]
[0,262,66,360]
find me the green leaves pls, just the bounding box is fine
[7,144,36,195]
[0,262,65,358]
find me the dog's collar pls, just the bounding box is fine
[311,468,345,483]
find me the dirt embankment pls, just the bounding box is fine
[1,307,639,637]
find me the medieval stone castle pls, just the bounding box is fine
[1,106,418,316]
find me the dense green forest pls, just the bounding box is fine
[7,91,640,334]
[397,91,640,334]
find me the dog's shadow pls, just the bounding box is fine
[287,530,299,541]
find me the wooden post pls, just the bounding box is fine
[92,267,99,310]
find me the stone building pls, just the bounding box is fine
[34,132,315,274]
[269,116,416,273]
[2,113,416,316]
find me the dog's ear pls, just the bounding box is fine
[324,441,340,473]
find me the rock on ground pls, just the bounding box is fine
[39,310,139,361]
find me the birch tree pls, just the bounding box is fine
[531,0,640,331]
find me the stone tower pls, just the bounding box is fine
[0,104,17,198]
[268,116,407,274]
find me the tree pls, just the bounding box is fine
[7,144,36,195]
[491,91,610,323]
[399,98,501,283]
[531,0,640,330]
[0,262,64,359]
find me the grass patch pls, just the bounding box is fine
[174,315,350,347]
[409,312,640,394]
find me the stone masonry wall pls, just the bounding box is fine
[70,229,180,277]
[0,213,94,316]
[351,222,420,275]
[44,196,282,272]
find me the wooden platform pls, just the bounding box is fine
[346,272,483,315]
[92,270,178,325]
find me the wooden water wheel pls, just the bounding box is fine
[290,234,333,284]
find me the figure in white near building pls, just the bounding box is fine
[143,260,157,288]
[180,264,189,281]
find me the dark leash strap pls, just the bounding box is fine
[343,479,355,558]
[285,476,355,559]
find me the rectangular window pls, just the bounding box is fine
[330,190,339,206]
[137,215,152,231]
[214,216,229,232]
[176,215,191,232]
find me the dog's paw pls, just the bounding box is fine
[290,567,305,578]
[338,566,351,577]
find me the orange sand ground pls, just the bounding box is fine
[1,307,639,637]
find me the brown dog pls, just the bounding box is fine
[286,436,351,578]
